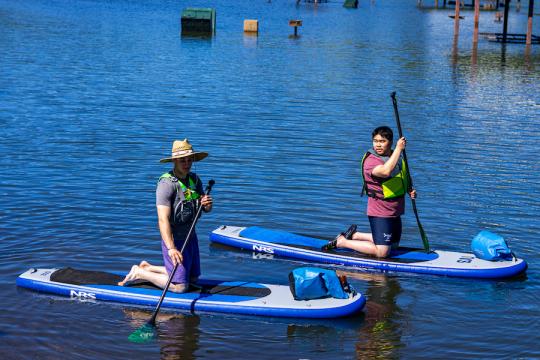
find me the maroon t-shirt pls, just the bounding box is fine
[363,154,405,217]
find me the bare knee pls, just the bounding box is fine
[168,283,188,293]
[375,246,391,258]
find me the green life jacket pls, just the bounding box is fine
[361,150,409,200]
[159,171,201,225]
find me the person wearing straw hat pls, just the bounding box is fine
[118,139,213,292]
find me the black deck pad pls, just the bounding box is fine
[51,267,123,285]
[192,283,271,297]
[51,268,271,297]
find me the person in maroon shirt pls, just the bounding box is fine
[323,126,416,258]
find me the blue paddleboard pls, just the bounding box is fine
[210,226,527,279]
[17,267,365,318]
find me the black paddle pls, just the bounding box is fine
[390,92,430,252]
[128,179,215,343]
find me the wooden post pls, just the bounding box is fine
[473,0,480,44]
[244,19,259,34]
[453,0,461,40]
[526,0,535,45]
[289,20,302,37]
[502,0,510,43]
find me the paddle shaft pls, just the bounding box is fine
[390,92,430,252]
[148,179,215,325]
[390,92,413,189]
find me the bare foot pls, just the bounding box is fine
[335,235,346,248]
[118,265,140,286]
[138,260,150,269]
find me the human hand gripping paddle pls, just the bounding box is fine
[390,92,430,252]
[128,179,215,343]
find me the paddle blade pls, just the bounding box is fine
[128,323,156,343]
[419,224,430,253]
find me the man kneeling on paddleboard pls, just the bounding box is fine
[323,126,416,258]
[119,139,213,292]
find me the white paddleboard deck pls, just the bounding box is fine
[210,225,527,279]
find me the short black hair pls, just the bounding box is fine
[372,126,393,141]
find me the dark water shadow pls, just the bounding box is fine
[338,271,405,359]
[124,309,201,360]
[124,305,365,358]
[209,245,406,357]
[180,32,214,41]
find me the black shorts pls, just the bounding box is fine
[368,216,402,246]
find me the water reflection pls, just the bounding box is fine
[471,43,479,81]
[451,35,459,67]
[471,42,478,66]
[450,41,539,80]
[180,32,214,41]
[338,271,404,359]
[285,318,365,354]
[124,309,201,360]
[500,43,508,65]
[209,242,405,358]
[243,32,258,48]
[524,44,532,69]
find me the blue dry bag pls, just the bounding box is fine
[471,230,513,261]
[288,267,350,300]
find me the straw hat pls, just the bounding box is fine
[159,139,208,163]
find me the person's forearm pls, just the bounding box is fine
[158,219,175,250]
[374,149,402,177]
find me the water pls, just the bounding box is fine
[1,0,539,358]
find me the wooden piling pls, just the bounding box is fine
[473,0,480,44]
[526,0,535,45]
[502,0,510,43]
[453,0,461,41]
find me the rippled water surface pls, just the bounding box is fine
[1,0,539,358]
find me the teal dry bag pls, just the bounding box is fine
[471,230,514,261]
[288,267,351,300]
